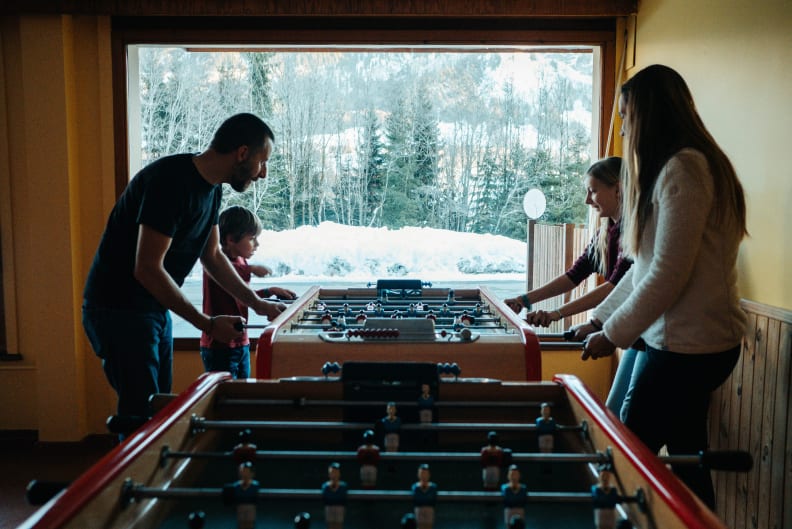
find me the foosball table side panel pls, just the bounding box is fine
[256,284,543,381]
[265,336,531,381]
[19,373,230,529]
[556,374,729,529]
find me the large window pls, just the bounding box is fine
[116,22,615,341]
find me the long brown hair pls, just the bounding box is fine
[619,65,747,255]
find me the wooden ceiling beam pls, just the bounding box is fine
[1,0,637,18]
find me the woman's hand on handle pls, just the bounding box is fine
[581,331,617,361]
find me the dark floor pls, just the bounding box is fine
[0,432,116,529]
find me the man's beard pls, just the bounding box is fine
[229,159,254,192]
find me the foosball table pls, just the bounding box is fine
[254,280,542,381]
[20,364,744,529]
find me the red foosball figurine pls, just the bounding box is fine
[480,431,504,490]
[232,429,257,465]
[356,429,380,488]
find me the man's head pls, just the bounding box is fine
[211,113,275,192]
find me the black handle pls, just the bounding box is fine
[26,479,69,505]
[106,414,149,435]
[700,450,754,472]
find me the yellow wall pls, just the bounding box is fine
[0,1,790,440]
[630,0,792,309]
[0,15,117,440]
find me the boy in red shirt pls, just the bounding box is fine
[201,206,296,377]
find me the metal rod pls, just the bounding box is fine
[162,448,609,464]
[217,398,551,409]
[129,485,592,503]
[190,417,582,433]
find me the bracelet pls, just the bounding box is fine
[207,316,216,334]
[589,318,603,330]
[520,294,532,310]
[555,309,564,319]
[262,288,271,298]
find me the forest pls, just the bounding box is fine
[137,47,595,242]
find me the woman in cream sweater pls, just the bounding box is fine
[582,64,747,509]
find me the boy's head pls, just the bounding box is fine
[219,206,262,248]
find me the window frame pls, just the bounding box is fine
[110,16,618,350]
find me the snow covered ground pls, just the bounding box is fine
[174,222,528,337]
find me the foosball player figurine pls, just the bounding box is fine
[592,467,621,529]
[322,462,348,529]
[412,464,438,529]
[356,310,367,324]
[187,511,206,529]
[226,461,259,529]
[418,383,435,424]
[507,515,526,529]
[293,512,311,529]
[356,429,380,488]
[536,402,557,453]
[400,513,418,529]
[480,431,504,490]
[232,429,257,464]
[381,401,402,452]
[501,464,528,528]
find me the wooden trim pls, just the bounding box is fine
[740,298,792,323]
[710,298,792,529]
[2,1,638,17]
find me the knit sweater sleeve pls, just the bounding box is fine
[592,267,634,322]
[602,150,714,348]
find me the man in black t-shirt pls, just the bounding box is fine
[82,113,284,426]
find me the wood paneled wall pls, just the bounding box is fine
[709,300,792,529]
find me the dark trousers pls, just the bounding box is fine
[623,344,741,509]
[82,303,173,419]
[200,345,251,379]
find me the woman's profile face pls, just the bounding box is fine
[585,174,620,221]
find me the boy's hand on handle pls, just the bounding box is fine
[581,331,616,361]
[267,286,297,300]
[206,315,245,343]
[251,298,287,320]
[503,297,523,313]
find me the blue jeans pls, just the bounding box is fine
[623,344,741,509]
[82,302,173,419]
[605,347,647,422]
[200,345,251,379]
